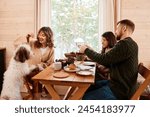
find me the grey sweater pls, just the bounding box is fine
[85,37,138,99]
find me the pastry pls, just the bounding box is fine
[68,64,76,70]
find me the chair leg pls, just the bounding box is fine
[22,77,34,100]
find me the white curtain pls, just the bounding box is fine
[98,0,120,36]
[36,0,51,31]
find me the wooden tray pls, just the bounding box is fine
[53,71,69,78]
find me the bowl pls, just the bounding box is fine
[64,52,76,58]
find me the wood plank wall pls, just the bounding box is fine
[0,0,150,69]
[121,0,150,68]
[0,0,35,67]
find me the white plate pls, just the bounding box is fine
[83,62,95,66]
[77,65,93,70]
[64,66,80,72]
[76,70,93,76]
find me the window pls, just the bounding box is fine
[36,0,119,59]
[51,0,98,58]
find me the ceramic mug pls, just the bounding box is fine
[54,62,62,70]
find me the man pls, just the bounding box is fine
[79,19,138,100]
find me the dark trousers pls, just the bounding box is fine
[82,80,117,100]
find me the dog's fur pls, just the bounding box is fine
[0,44,35,100]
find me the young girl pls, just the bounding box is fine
[96,31,116,80]
[101,31,116,54]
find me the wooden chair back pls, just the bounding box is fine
[131,63,150,100]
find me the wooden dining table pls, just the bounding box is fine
[32,61,96,100]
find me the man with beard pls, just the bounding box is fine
[79,19,138,100]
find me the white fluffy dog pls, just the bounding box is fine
[0,44,36,100]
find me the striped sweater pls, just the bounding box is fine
[85,37,138,99]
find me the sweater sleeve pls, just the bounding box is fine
[39,48,54,68]
[84,40,131,66]
[45,48,54,66]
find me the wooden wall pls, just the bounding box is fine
[0,0,150,68]
[121,0,150,68]
[0,0,35,67]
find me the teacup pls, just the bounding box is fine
[54,62,62,70]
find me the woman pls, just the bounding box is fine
[96,31,116,80]
[27,27,54,70]
[27,27,54,96]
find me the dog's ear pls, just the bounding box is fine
[14,47,30,63]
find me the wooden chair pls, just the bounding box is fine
[131,63,150,100]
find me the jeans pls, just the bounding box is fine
[82,80,117,100]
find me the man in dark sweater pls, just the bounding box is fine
[79,19,138,100]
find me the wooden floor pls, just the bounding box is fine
[21,92,66,100]
[21,92,51,100]
[21,84,67,100]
